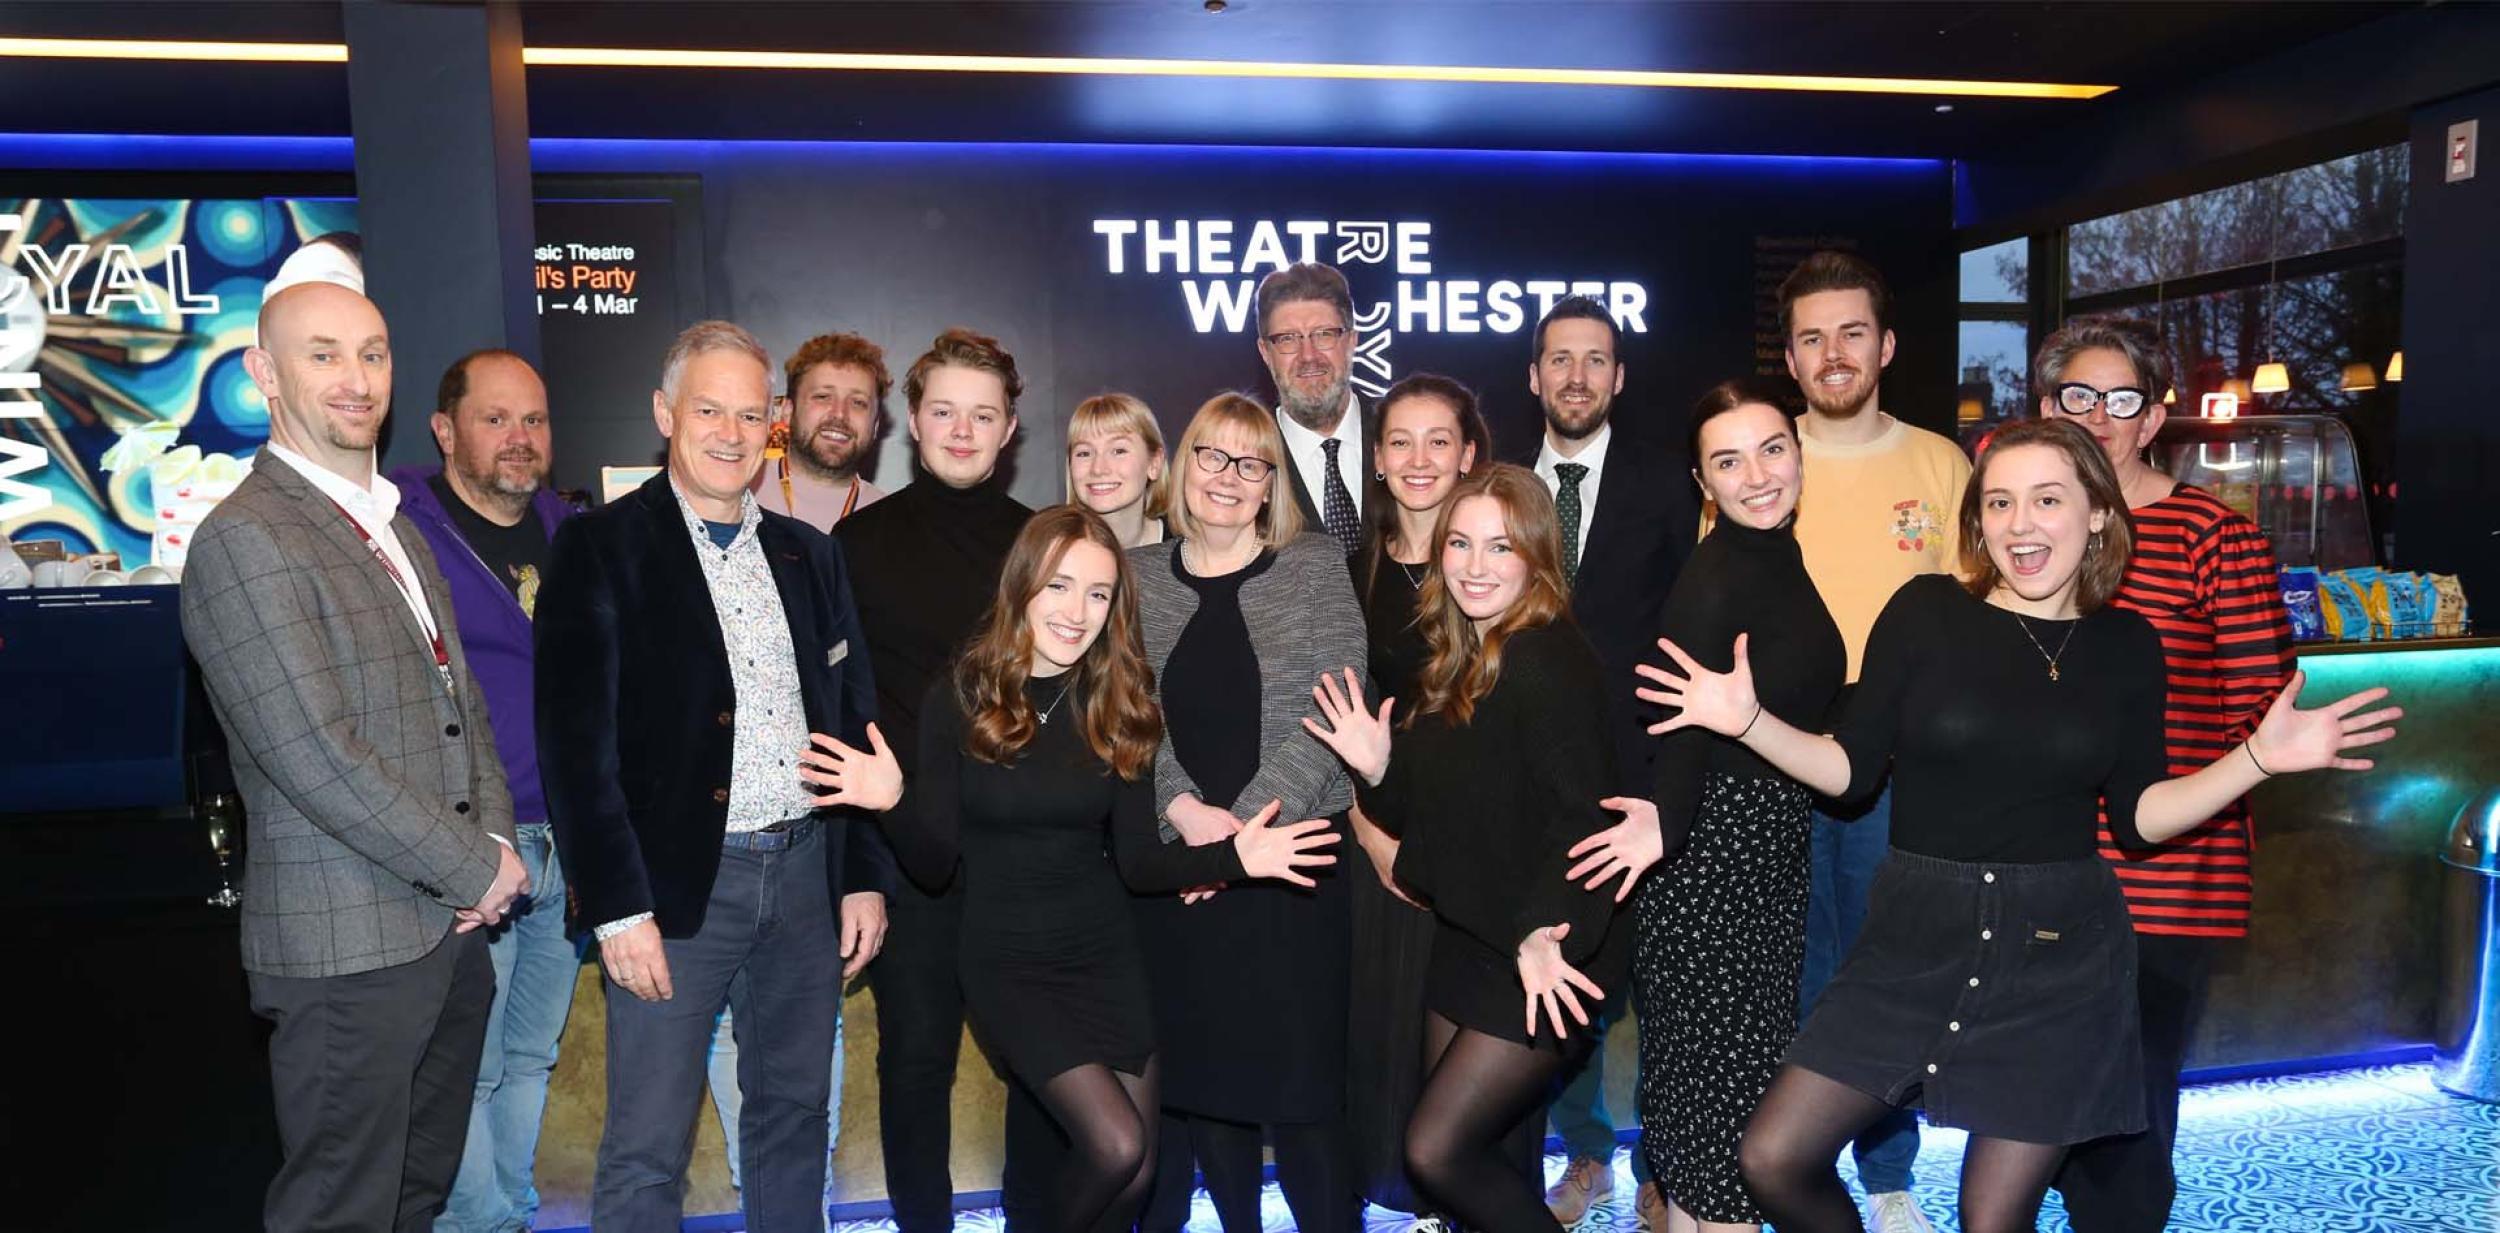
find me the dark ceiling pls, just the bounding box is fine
[0,1,2425,158]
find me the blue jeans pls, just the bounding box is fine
[438,824,579,1233]
[595,821,843,1233]
[1801,785,1919,1194]
[1548,1001,1653,1184]
[709,1001,845,1212]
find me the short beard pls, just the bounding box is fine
[789,431,866,482]
[455,456,542,517]
[1278,374,1351,433]
[1801,372,1876,419]
[1543,391,1610,441]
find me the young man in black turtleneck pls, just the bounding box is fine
[834,327,1049,1232]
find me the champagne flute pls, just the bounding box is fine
[201,791,242,908]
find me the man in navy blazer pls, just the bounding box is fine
[1515,295,1696,1225]
[538,320,897,1232]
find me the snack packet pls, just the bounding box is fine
[2318,570,2376,641]
[2280,566,2327,641]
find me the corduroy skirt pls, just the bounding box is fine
[1782,849,2147,1145]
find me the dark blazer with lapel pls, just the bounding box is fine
[537,472,896,938]
[1277,399,1375,533]
[1517,425,1701,796]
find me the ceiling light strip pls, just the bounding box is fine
[0,36,2114,100]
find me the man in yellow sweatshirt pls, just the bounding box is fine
[1780,250,1969,1233]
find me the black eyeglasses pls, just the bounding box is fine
[2054,382,2151,420]
[1190,445,1276,482]
[1262,326,1350,355]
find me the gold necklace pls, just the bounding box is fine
[2010,611,2080,682]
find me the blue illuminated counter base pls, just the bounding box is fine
[2195,638,2500,1074]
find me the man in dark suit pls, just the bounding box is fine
[181,280,530,1232]
[1516,294,1695,1227]
[1256,262,1372,556]
[537,320,897,1233]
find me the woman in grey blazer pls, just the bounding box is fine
[1129,392,1369,1233]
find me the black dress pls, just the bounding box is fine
[1783,575,2167,1145]
[1629,515,1844,1224]
[1355,621,1627,1049]
[1346,551,1439,1210]
[897,677,1247,1084]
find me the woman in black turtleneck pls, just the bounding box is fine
[832,329,1046,1233]
[1568,378,1843,1231]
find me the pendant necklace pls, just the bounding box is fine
[1035,678,1076,725]
[2010,612,2079,682]
[1396,559,1427,590]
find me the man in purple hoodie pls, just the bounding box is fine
[391,348,582,1233]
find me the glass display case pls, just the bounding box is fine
[2153,413,2377,571]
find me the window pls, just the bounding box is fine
[1956,237,2031,441]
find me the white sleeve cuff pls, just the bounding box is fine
[594,912,655,941]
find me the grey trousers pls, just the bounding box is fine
[251,925,494,1233]
[594,821,841,1233]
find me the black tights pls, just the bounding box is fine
[1405,1012,1576,1233]
[1738,1065,2066,1233]
[1031,1058,1159,1233]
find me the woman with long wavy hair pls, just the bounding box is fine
[1306,463,1652,1233]
[868,505,1339,1233]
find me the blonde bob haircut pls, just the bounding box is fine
[1165,391,1305,546]
[1064,392,1170,518]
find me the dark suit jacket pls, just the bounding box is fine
[1277,400,1374,533]
[1515,426,1700,796]
[537,472,896,938]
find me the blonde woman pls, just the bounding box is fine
[1067,392,1169,548]
[1130,392,1368,1233]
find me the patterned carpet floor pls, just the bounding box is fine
[826,1063,2499,1232]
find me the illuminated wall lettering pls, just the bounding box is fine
[1094,216,1651,396]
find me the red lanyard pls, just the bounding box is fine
[323,496,454,695]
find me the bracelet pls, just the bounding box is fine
[2243,741,2275,777]
[1736,702,1765,740]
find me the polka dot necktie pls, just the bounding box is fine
[1320,437,1362,555]
[1555,461,1588,585]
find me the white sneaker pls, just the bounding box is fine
[1865,1190,1937,1233]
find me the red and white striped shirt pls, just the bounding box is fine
[2101,484,2295,937]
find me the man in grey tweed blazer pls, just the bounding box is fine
[181,280,530,1233]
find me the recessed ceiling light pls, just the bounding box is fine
[1935,103,1955,113]
[0,36,2117,100]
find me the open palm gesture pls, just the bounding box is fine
[799,723,903,812]
[1302,668,1395,786]
[1633,633,1762,737]
[2247,671,2401,774]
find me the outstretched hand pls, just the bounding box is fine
[1634,633,1761,738]
[1232,799,1343,888]
[2247,671,2401,775]
[1567,797,1664,903]
[1518,923,1605,1039]
[1302,668,1395,786]
[799,723,903,812]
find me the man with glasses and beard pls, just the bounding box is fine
[760,332,891,531]
[1776,250,1969,1233]
[1514,295,1694,1231]
[1256,262,1371,557]
[391,349,583,1233]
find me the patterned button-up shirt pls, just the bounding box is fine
[671,481,817,832]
